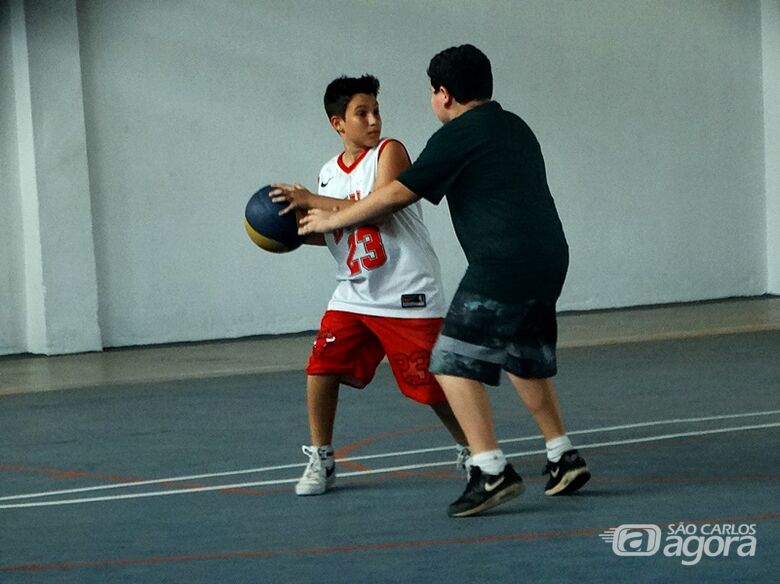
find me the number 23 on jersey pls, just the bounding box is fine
[345,226,387,275]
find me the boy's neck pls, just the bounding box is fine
[447,99,491,121]
[341,144,369,165]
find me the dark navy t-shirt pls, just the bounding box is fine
[397,101,568,301]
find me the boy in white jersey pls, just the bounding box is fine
[271,75,469,495]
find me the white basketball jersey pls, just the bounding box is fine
[317,139,445,318]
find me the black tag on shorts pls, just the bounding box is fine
[401,294,427,308]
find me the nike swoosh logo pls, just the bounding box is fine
[550,467,560,478]
[484,475,505,492]
[320,178,332,187]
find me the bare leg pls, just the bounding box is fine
[306,374,340,446]
[506,373,565,441]
[434,374,499,454]
[430,401,468,445]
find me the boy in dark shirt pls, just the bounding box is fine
[290,44,590,517]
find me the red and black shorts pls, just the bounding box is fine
[306,310,446,405]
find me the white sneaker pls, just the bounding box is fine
[295,445,336,496]
[456,445,472,478]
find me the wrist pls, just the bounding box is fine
[302,190,315,208]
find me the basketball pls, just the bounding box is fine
[243,185,305,253]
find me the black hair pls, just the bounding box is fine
[323,74,380,119]
[427,44,492,103]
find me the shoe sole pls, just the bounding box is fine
[545,467,591,496]
[448,481,526,518]
[295,476,336,496]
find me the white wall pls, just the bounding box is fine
[764,0,780,293]
[0,0,773,354]
[515,1,766,309]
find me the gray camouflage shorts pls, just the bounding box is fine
[429,289,559,386]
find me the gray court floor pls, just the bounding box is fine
[1,324,778,583]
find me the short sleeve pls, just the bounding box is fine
[396,124,466,205]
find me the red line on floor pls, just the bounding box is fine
[0,464,143,484]
[2,512,777,573]
[334,425,439,471]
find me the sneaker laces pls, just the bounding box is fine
[455,446,472,477]
[301,445,324,479]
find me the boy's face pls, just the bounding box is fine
[332,93,381,149]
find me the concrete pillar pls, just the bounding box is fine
[9,0,101,354]
[763,0,780,293]
[0,1,25,355]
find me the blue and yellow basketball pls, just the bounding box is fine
[243,185,304,253]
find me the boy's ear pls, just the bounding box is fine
[439,86,454,106]
[330,115,344,133]
[432,85,455,111]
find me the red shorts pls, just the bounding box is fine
[306,310,446,405]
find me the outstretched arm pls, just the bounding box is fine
[298,180,419,235]
[269,184,352,214]
[271,140,411,215]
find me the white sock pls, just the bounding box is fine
[546,435,573,463]
[471,449,507,475]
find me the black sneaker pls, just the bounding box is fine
[447,463,525,517]
[543,449,591,496]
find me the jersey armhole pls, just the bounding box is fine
[378,138,411,166]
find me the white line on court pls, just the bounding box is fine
[0,410,780,501]
[508,408,780,443]
[1,409,778,503]
[1,420,778,509]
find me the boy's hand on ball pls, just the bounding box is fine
[270,183,312,216]
[298,208,338,235]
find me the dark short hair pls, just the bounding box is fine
[323,74,380,119]
[427,44,492,103]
